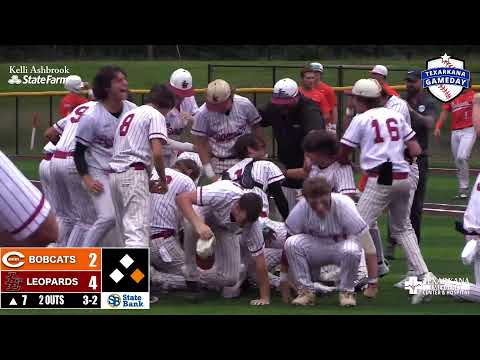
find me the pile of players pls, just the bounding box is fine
[24,64,480,307]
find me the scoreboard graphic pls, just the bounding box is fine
[0,248,149,310]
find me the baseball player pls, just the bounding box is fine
[339,78,435,305]
[0,150,58,246]
[59,75,89,117]
[299,67,332,123]
[434,88,477,199]
[109,84,174,248]
[74,65,137,247]
[176,180,271,306]
[309,62,338,133]
[223,133,289,220]
[38,142,57,212]
[370,65,399,97]
[280,177,369,307]
[162,68,199,168]
[150,159,199,292]
[49,102,98,247]
[191,79,264,179]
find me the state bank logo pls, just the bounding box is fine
[107,294,122,308]
[2,251,25,268]
[422,53,471,103]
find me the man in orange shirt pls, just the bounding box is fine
[299,67,332,124]
[370,65,399,97]
[59,75,89,117]
[309,62,338,133]
[435,88,478,199]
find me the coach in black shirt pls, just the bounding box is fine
[258,78,325,210]
[404,69,437,244]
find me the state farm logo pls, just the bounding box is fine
[7,65,71,86]
[2,251,25,268]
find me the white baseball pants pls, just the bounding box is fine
[451,127,477,190]
[150,235,188,290]
[39,159,55,213]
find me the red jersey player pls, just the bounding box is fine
[59,75,89,117]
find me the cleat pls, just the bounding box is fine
[292,289,316,306]
[339,291,357,307]
[378,262,390,277]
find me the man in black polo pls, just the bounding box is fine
[386,69,437,260]
[258,78,325,211]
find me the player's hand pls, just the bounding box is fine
[149,180,168,194]
[196,223,214,241]
[303,155,312,174]
[363,283,378,299]
[434,128,441,138]
[83,175,104,194]
[180,112,194,127]
[250,298,270,306]
[157,178,169,194]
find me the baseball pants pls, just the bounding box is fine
[183,217,241,289]
[49,157,78,246]
[464,174,480,235]
[284,234,362,293]
[82,168,120,247]
[109,168,150,248]
[358,177,428,277]
[281,186,301,212]
[150,235,188,290]
[437,279,480,302]
[451,127,477,191]
[39,159,56,214]
[410,155,429,244]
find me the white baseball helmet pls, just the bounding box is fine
[205,79,232,111]
[371,65,388,77]
[272,78,299,105]
[169,68,195,97]
[64,75,84,93]
[352,78,382,98]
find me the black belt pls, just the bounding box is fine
[212,155,237,161]
[150,229,175,240]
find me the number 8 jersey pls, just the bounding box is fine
[109,104,168,173]
[341,107,416,173]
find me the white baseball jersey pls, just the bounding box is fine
[176,151,202,169]
[196,180,264,256]
[191,95,261,158]
[385,95,411,126]
[308,162,357,195]
[225,158,285,214]
[0,151,51,241]
[43,142,56,154]
[109,105,168,173]
[52,114,71,135]
[76,100,137,171]
[341,107,415,173]
[286,194,367,241]
[150,168,196,231]
[54,102,97,153]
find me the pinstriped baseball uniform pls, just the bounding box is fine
[49,102,97,246]
[308,162,357,195]
[225,158,285,215]
[150,168,196,290]
[183,180,264,288]
[284,194,365,292]
[385,95,411,126]
[39,142,57,213]
[109,105,168,248]
[75,100,137,247]
[341,107,429,276]
[464,174,480,235]
[191,95,262,174]
[163,96,199,167]
[0,150,52,242]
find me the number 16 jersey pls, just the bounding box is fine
[340,107,416,173]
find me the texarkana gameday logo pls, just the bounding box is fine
[422,53,471,103]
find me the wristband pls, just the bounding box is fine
[280,272,288,282]
[204,163,215,178]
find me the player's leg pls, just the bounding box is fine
[410,156,429,244]
[83,168,118,247]
[39,159,55,212]
[245,248,282,289]
[456,127,477,195]
[334,238,362,294]
[451,130,466,195]
[151,235,188,290]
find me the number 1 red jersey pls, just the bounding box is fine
[442,89,476,130]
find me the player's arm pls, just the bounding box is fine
[151,138,168,193]
[317,94,332,124]
[434,108,449,137]
[166,138,196,152]
[73,142,103,193]
[44,116,68,144]
[251,252,271,305]
[338,115,361,164]
[251,124,265,144]
[176,191,213,240]
[473,93,480,136]
[245,100,265,144]
[409,104,435,129]
[192,135,215,179]
[266,181,289,220]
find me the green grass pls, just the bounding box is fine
[1,215,478,315]
[0,59,479,167]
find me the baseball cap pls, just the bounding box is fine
[205,79,232,112]
[351,78,382,98]
[65,75,84,93]
[271,78,299,105]
[405,69,422,81]
[370,65,388,77]
[169,68,195,97]
[309,62,324,73]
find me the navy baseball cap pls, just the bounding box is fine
[405,69,422,81]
